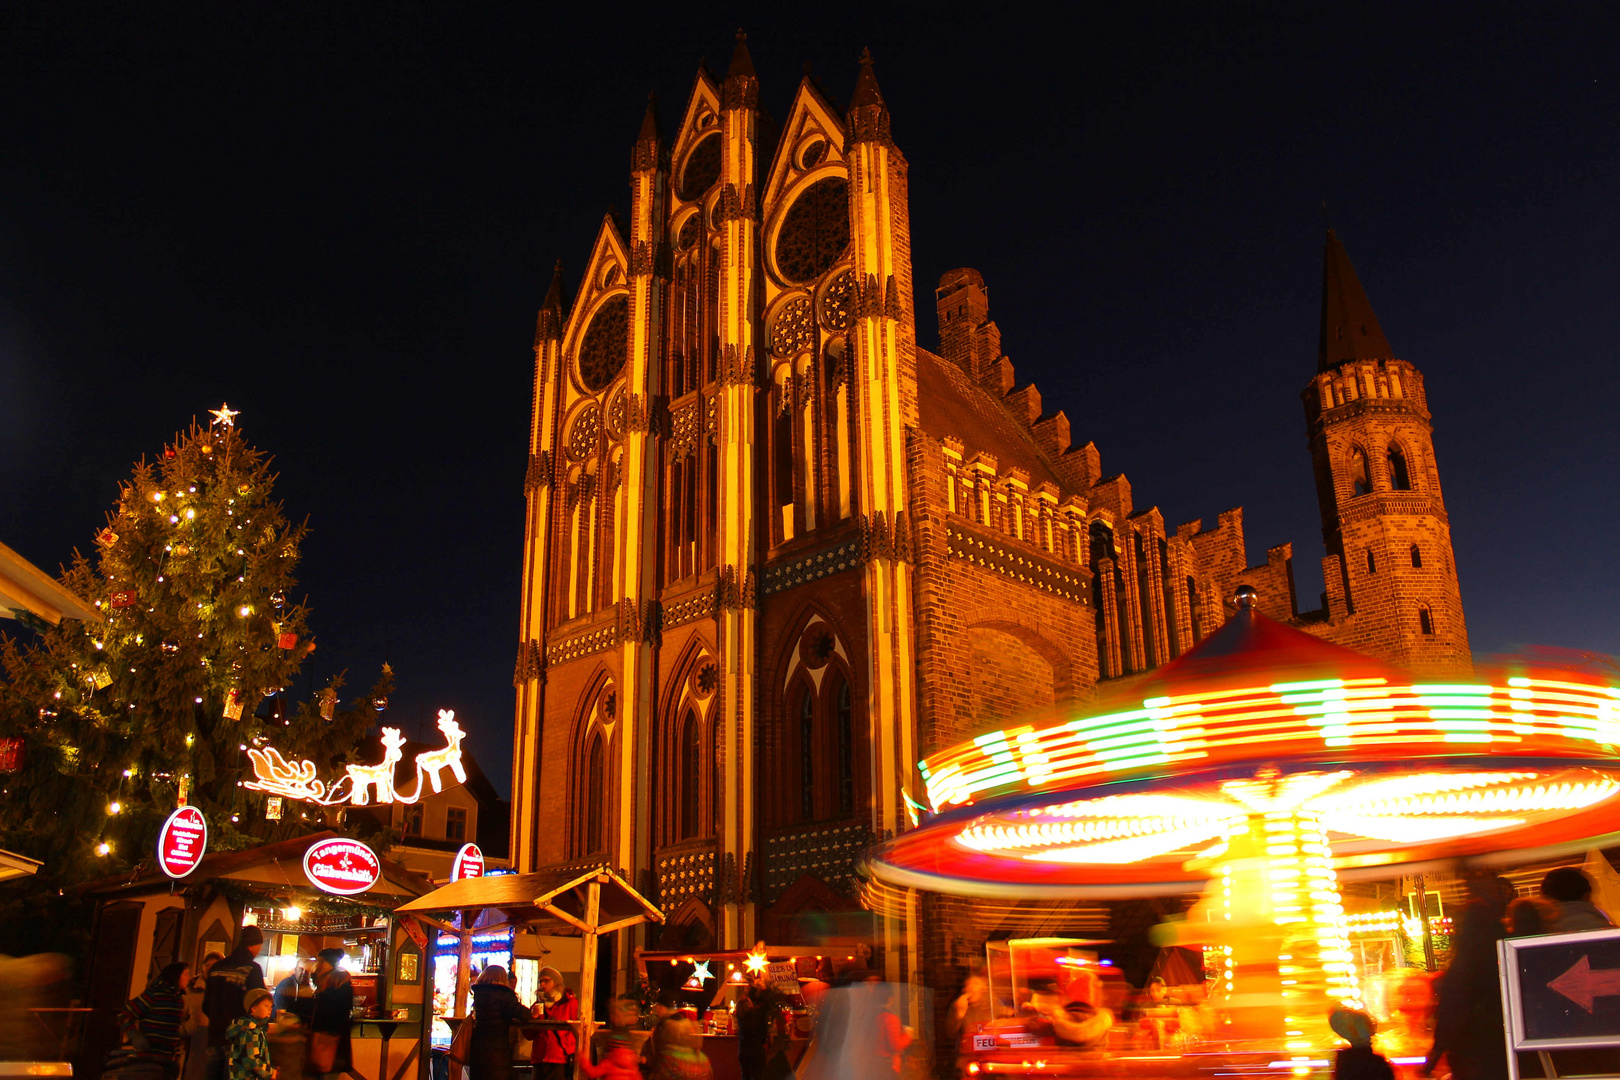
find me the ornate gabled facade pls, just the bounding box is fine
[509,34,1471,998]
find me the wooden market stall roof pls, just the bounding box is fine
[394,865,663,936]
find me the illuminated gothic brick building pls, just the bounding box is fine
[508,35,1470,989]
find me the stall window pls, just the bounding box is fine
[445,807,467,842]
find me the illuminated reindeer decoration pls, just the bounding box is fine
[244,708,470,807]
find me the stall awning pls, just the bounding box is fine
[0,848,42,882]
[395,866,663,937]
[0,541,102,627]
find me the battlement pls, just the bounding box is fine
[1303,358,1430,425]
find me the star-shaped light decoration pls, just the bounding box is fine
[744,951,769,976]
[691,960,714,985]
[209,403,240,428]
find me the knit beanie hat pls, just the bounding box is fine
[244,987,274,1013]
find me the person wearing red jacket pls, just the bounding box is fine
[532,967,578,1080]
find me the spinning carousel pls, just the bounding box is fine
[867,589,1620,1076]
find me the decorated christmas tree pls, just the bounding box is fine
[0,407,390,927]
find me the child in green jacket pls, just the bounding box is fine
[226,988,277,1080]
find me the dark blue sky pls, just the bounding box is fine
[3,4,1616,797]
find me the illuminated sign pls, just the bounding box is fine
[919,676,1620,813]
[304,838,380,895]
[157,805,208,879]
[246,709,468,806]
[451,843,484,882]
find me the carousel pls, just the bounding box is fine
[867,589,1620,1077]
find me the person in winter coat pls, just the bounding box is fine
[310,948,355,1079]
[124,962,193,1058]
[467,966,533,1080]
[204,929,266,1080]
[1541,867,1615,931]
[646,1019,713,1080]
[272,965,315,1024]
[225,989,276,1080]
[532,966,579,1080]
[185,953,223,1080]
[1424,875,1512,1080]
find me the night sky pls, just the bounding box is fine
[3,5,1616,798]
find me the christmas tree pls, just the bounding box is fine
[0,407,390,950]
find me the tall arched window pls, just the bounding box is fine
[679,711,701,839]
[1388,445,1412,491]
[1349,448,1372,497]
[798,688,815,822]
[584,735,605,854]
[1410,545,1423,568]
[774,390,795,542]
[1418,605,1435,636]
[835,678,854,816]
[1187,577,1203,644]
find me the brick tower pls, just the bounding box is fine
[1302,230,1471,675]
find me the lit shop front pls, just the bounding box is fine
[82,832,435,1080]
[867,595,1620,1078]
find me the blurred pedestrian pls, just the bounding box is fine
[204,929,266,1080]
[1507,896,1559,936]
[225,989,276,1080]
[1330,1008,1393,1080]
[124,962,193,1059]
[309,948,353,1080]
[1541,867,1614,931]
[736,981,780,1080]
[1424,874,1510,1080]
[532,966,579,1080]
[272,964,315,1024]
[184,953,223,1080]
[646,1017,712,1080]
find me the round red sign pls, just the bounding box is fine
[157,805,208,879]
[451,843,484,882]
[303,838,380,896]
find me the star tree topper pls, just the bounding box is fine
[209,403,240,428]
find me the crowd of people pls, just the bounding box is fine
[105,926,366,1080]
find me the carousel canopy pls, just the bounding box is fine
[869,601,1620,898]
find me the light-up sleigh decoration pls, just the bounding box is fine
[246,709,469,806]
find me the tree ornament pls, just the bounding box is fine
[372,695,388,712]
[277,631,297,650]
[266,796,283,821]
[319,688,337,721]
[223,689,245,721]
[109,589,137,609]
[95,528,118,548]
[209,403,240,428]
[269,589,287,609]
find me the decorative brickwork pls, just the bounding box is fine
[762,820,872,902]
[655,840,718,907]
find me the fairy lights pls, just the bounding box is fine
[920,675,1620,813]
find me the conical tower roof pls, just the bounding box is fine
[533,260,568,345]
[1318,229,1394,371]
[847,47,892,144]
[726,28,755,81]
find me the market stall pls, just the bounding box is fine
[394,865,663,1080]
[868,592,1620,1078]
[635,945,851,1080]
[81,832,435,1080]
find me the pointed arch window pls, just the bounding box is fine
[798,688,815,822]
[1388,446,1412,491]
[1187,577,1203,644]
[584,735,605,854]
[679,710,702,840]
[1349,448,1372,497]
[835,677,854,816]
[1410,545,1423,569]
[773,386,796,543]
[1418,605,1435,636]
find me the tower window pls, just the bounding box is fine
[836,678,854,817]
[1410,545,1422,568]
[584,735,605,854]
[1418,605,1435,636]
[679,710,702,839]
[1366,549,1376,574]
[1388,446,1412,491]
[1349,448,1372,497]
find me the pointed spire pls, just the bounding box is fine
[723,29,758,109]
[1318,230,1394,371]
[535,260,567,345]
[631,91,664,174]
[847,47,892,145]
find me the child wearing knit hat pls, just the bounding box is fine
[226,988,277,1080]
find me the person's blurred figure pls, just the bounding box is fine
[1423,874,1511,1080]
[646,1017,713,1080]
[272,964,315,1024]
[467,966,531,1080]
[1331,1008,1394,1080]
[946,973,992,1040]
[736,979,780,1080]
[1021,976,1111,1048]
[799,980,922,1080]
[309,948,353,1080]
[184,952,223,1080]
[0,953,73,1062]
[204,929,266,1080]
[224,989,276,1080]
[531,966,579,1080]
[121,962,192,1069]
[1507,895,1561,936]
[1541,867,1614,931]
